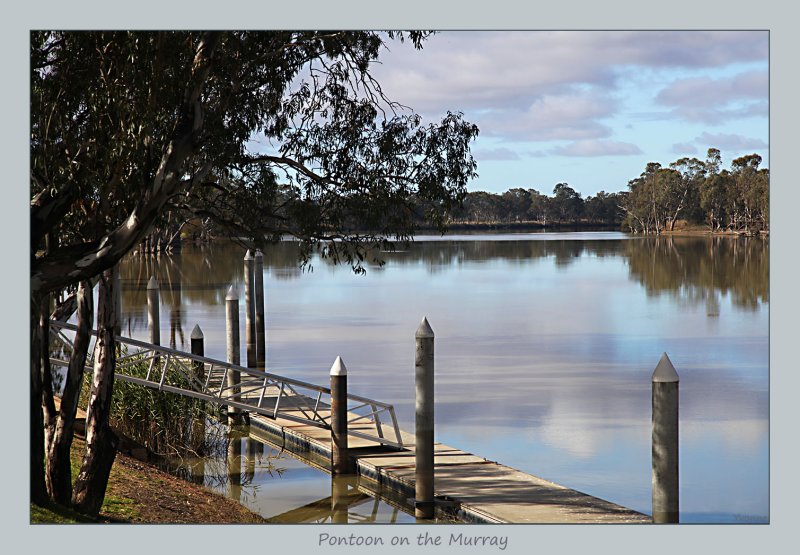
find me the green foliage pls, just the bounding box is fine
[31,31,479,290]
[622,148,768,234]
[31,32,479,512]
[30,502,95,524]
[452,186,623,226]
[108,352,208,458]
[77,348,210,459]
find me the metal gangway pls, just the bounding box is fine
[49,320,404,449]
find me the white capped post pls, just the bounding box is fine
[190,324,204,381]
[415,317,435,519]
[226,285,241,421]
[330,356,349,475]
[652,352,679,523]
[146,276,160,346]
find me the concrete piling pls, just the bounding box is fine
[330,356,349,476]
[254,249,266,370]
[652,352,679,523]
[415,317,435,519]
[226,285,241,421]
[244,250,256,368]
[146,276,160,346]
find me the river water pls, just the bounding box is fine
[118,231,769,523]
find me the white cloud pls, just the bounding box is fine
[695,132,768,151]
[655,70,768,124]
[670,103,768,125]
[364,31,767,187]
[672,142,699,155]
[479,90,617,142]
[656,70,767,108]
[472,147,520,161]
[550,139,643,157]
[376,31,768,115]
[371,30,768,156]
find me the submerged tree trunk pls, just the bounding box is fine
[46,280,93,506]
[72,271,119,516]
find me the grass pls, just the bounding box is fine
[30,503,95,524]
[30,437,143,523]
[31,434,266,524]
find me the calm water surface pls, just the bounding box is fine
[119,231,769,523]
[158,425,418,523]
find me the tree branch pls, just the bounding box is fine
[31,33,219,296]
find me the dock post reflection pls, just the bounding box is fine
[330,475,353,524]
[243,437,257,485]
[244,250,256,368]
[254,249,266,370]
[166,252,184,349]
[227,431,243,504]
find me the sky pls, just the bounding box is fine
[370,31,769,197]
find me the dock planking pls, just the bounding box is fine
[244,399,650,524]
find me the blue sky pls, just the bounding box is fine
[372,31,769,197]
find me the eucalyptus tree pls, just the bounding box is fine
[551,183,583,223]
[527,189,551,224]
[584,191,623,225]
[623,160,702,233]
[501,188,533,222]
[730,154,767,231]
[622,163,661,233]
[667,157,706,229]
[700,171,734,231]
[30,31,478,512]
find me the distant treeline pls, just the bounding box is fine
[449,148,769,234]
[449,183,623,227]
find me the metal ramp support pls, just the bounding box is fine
[49,320,404,449]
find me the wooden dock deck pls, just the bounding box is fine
[246,406,650,524]
[48,320,651,524]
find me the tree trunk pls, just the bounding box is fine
[46,280,93,506]
[72,271,119,516]
[30,295,48,506]
[51,276,101,323]
[41,301,57,450]
[30,33,219,301]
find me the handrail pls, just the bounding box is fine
[49,320,403,449]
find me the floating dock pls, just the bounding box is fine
[247,409,650,524]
